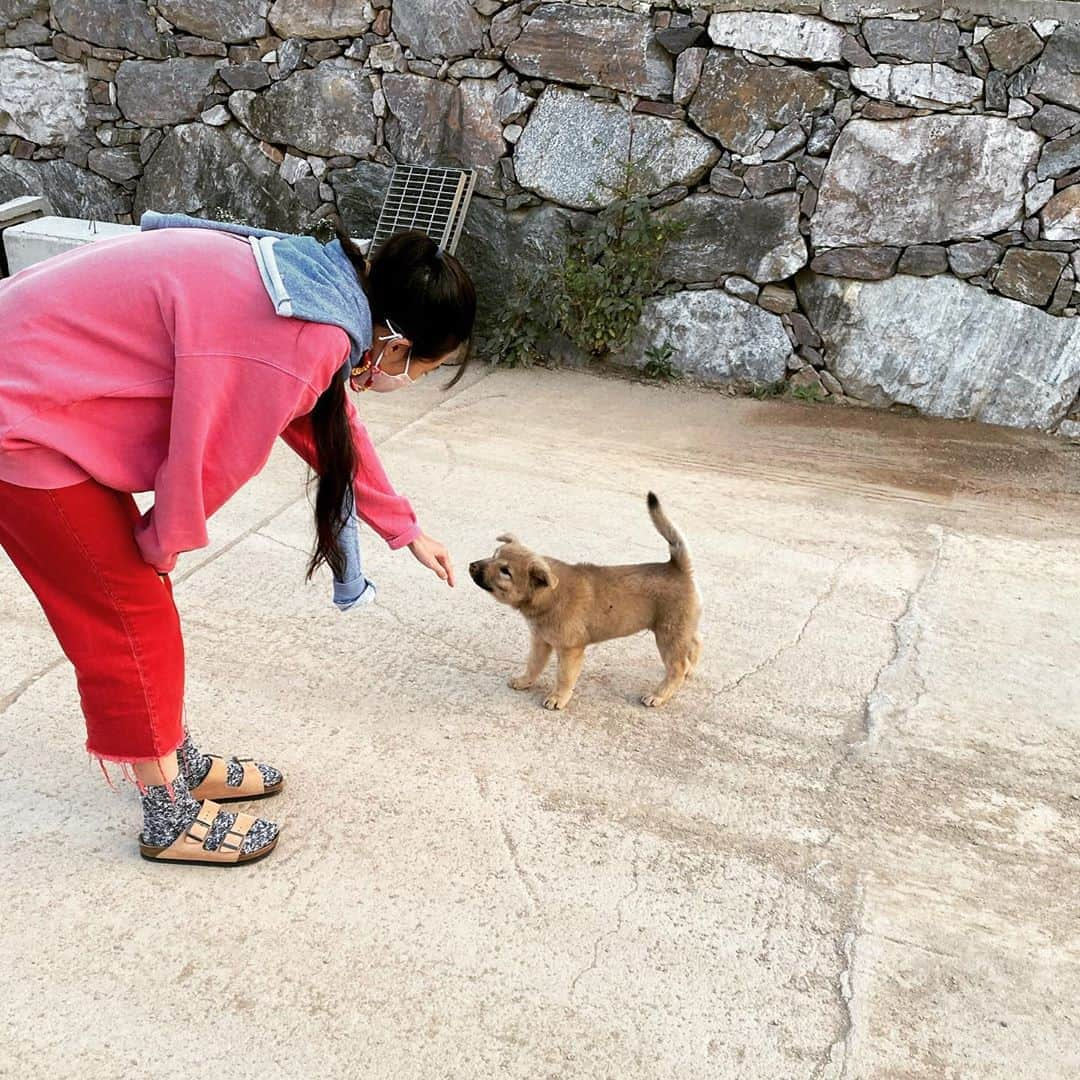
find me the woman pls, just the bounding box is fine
[0,216,476,866]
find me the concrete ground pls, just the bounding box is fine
[2,367,1079,1079]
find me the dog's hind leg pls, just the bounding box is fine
[688,633,703,675]
[509,634,553,691]
[543,647,585,711]
[643,627,695,707]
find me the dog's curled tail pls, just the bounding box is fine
[647,492,692,574]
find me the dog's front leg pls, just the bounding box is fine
[509,634,552,691]
[543,647,585,711]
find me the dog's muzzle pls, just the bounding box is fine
[469,561,493,591]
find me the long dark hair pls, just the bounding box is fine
[306,224,477,579]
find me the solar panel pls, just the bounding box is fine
[369,164,477,258]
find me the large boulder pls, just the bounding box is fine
[382,74,505,197]
[506,4,672,98]
[861,18,960,62]
[657,192,807,284]
[812,116,1042,248]
[52,0,172,58]
[115,58,219,127]
[514,86,718,210]
[229,61,376,157]
[0,155,126,219]
[268,0,370,39]
[330,160,394,238]
[135,122,305,232]
[392,0,484,61]
[688,52,833,155]
[706,13,846,62]
[797,271,1080,430]
[157,0,269,42]
[0,48,88,145]
[624,288,790,385]
[1041,185,1080,241]
[1032,25,1080,110]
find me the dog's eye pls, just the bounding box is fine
[499,566,511,578]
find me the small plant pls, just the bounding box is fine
[642,341,681,381]
[790,382,825,403]
[750,380,787,400]
[492,124,685,369]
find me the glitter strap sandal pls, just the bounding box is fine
[189,755,284,803]
[139,800,278,866]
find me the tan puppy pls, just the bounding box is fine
[469,493,702,710]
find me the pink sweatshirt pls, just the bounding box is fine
[0,228,420,572]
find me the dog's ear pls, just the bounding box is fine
[496,533,519,546]
[528,557,557,592]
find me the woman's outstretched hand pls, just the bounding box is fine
[408,532,456,587]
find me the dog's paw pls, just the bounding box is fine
[508,675,534,691]
[543,694,568,711]
[640,693,665,708]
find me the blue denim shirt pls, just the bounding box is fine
[139,211,376,610]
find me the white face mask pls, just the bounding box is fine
[367,319,413,394]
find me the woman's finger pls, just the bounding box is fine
[438,549,456,587]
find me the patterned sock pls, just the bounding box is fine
[176,731,283,789]
[140,771,279,854]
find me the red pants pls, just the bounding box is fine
[0,477,185,763]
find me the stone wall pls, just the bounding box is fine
[2,0,1080,433]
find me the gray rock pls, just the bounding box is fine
[458,194,575,341]
[709,165,743,197]
[393,0,484,61]
[1031,104,1080,139]
[494,83,531,124]
[982,24,1044,74]
[761,120,806,161]
[1041,185,1080,241]
[744,161,795,197]
[0,1,42,28]
[176,35,228,57]
[220,61,270,90]
[813,117,1042,248]
[840,35,875,68]
[330,159,393,237]
[1032,24,1080,110]
[86,144,141,181]
[514,86,718,210]
[490,3,524,50]
[200,104,230,125]
[157,1,269,43]
[947,240,1001,277]
[229,61,375,157]
[268,0,369,39]
[898,243,948,276]
[850,63,983,109]
[382,74,505,197]
[657,192,807,284]
[984,70,1008,112]
[674,47,706,106]
[688,53,832,155]
[655,26,705,55]
[706,13,846,62]
[6,20,49,46]
[723,275,759,302]
[810,246,899,279]
[1026,178,1055,218]
[625,288,791,385]
[277,37,303,77]
[0,48,88,145]
[1037,133,1080,182]
[0,154,126,218]
[862,18,960,62]
[52,0,171,59]
[506,4,672,98]
[448,58,503,80]
[805,116,838,156]
[758,283,797,313]
[135,122,304,230]
[994,248,1067,306]
[798,271,1080,429]
[115,58,218,127]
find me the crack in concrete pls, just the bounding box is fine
[815,883,864,1080]
[474,771,540,912]
[0,659,63,719]
[569,851,641,1003]
[711,548,857,701]
[374,601,518,672]
[861,526,946,748]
